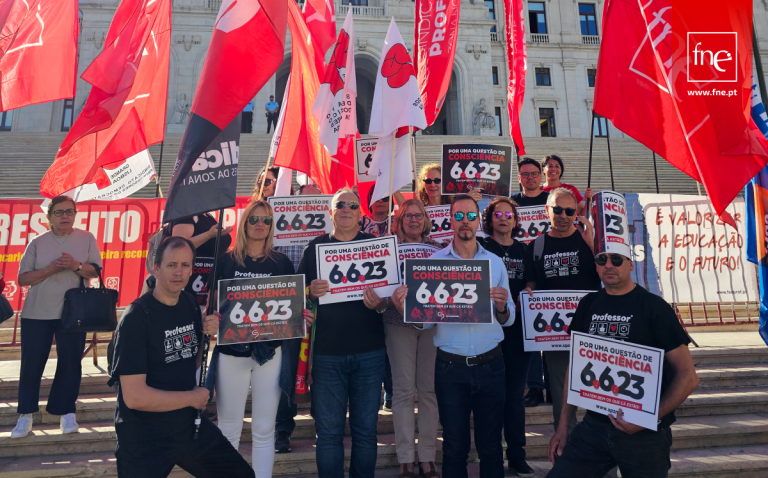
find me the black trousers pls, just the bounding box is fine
[241,112,253,133]
[266,113,278,133]
[17,318,85,415]
[116,416,254,478]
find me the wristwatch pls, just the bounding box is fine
[495,303,508,315]
[76,262,83,272]
[376,297,389,314]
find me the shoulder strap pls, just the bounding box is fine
[533,234,546,263]
[107,298,152,387]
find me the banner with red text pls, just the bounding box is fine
[441,143,512,196]
[0,196,259,310]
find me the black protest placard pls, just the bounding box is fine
[164,115,241,222]
[217,274,306,345]
[404,258,493,324]
[186,256,214,307]
[441,143,513,197]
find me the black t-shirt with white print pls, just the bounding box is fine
[478,237,527,301]
[215,251,296,357]
[523,232,601,291]
[568,285,691,428]
[111,291,202,434]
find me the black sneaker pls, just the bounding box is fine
[275,431,291,453]
[383,399,393,411]
[545,390,553,404]
[508,458,535,477]
[524,389,544,408]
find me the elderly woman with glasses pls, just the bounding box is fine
[205,199,315,477]
[11,196,102,439]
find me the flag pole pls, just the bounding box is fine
[652,152,660,194]
[194,207,225,440]
[586,110,596,219]
[155,141,165,198]
[605,120,615,190]
[387,131,396,234]
[260,157,273,199]
[515,144,522,192]
[409,126,417,192]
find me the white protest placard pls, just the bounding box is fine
[355,137,379,183]
[591,191,631,258]
[397,242,441,281]
[316,236,400,304]
[268,195,333,247]
[515,205,550,244]
[520,290,593,351]
[425,205,453,242]
[567,331,664,431]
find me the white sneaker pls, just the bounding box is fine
[11,414,33,439]
[60,413,79,434]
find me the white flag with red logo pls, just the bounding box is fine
[312,9,356,156]
[368,18,425,203]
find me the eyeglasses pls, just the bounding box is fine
[552,206,576,217]
[520,172,541,178]
[453,212,478,222]
[405,213,424,220]
[494,211,514,220]
[262,178,275,187]
[595,254,627,267]
[334,200,360,210]
[52,209,76,217]
[247,215,273,226]
[423,178,442,185]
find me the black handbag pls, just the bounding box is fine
[61,264,118,332]
[0,294,13,325]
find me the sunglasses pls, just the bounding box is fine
[262,178,275,187]
[52,209,76,217]
[552,206,576,217]
[247,215,273,226]
[334,200,360,210]
[375,196,390,204]
[595,254,627,267]
[494,211,514,220]
[405,213,424,220]
[423,178,442,185]
[453,212,478,222]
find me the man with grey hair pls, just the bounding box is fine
[297,188,388,476]
[522,187,601,433]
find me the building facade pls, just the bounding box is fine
[4,0,768,140]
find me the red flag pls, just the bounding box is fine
[273,1,354,195]
[0,0,78,111]
[163,0,287,221]
[504,0,526,155]
[594,0,768,221]
[40,0,171,199]
[414,0,461,127]
[303,0,335,75]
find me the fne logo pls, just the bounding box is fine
[687,32,737,83]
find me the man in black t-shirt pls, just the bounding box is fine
[546,251,699,478]
[522,188,600,431]
[111,236,254,478]
[511,157,549,207]
[297,188,387,476]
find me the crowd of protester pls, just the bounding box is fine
[6,155,700,478]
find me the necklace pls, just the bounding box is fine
[492,238,515,258]
[52,231,71,245]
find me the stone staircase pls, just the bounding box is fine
[0,133,701,199]
[0,331,767,477]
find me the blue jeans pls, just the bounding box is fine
[501,322,533,462]
[275,392,296,435]
[311,348,385,478]
[435,353,506,478]
[547,413,672,478]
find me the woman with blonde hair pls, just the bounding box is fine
[394,163,482,208]
[376,199,443,477]
[205,200,314,477]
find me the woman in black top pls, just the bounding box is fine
[206,200,314,476]
[479,197,536,477]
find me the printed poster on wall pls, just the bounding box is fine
[404,258,493,324]
[441,143,512,196]
[567,332,664,431]
[315,236,400,304]
[267,195,333,247]
[217,274,306,345]
[520,290,593,351]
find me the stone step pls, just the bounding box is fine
[695,365,768,389]
[2,416,768,476]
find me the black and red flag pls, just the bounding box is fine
[164,0,287,221]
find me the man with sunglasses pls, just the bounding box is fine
[396,194,515,477]
[522,188,601,434]
[511,158,549,207]
[297,188,388,477]
[546,251,699,478]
